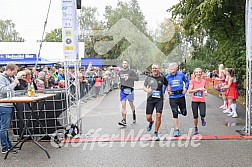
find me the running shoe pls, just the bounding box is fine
[133,113,136,123]
[1,149,7,154]
[154,132,160,141]
[227,112,233,117]
[194,127,198,135]
[118,119,126,126]
[232,113,238,118]
[2,148,17,154]
[223,109,231,114]
[173,130,180,137]
[201,119,206,126]
[147,121,154,132]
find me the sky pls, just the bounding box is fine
[0,0,179,42]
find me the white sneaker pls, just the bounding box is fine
[223,109,231,114]
[219,105,224,109]
[232,113,238,118]
[227,112,233,117]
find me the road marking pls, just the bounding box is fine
[63,135,252,143]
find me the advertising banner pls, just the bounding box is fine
[246,0,252,60]
[61,0,79,60]
[0,54,36,61]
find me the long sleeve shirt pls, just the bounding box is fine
[166,71,189,99]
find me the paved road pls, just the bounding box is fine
[1,81,251,167]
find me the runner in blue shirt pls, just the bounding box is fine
[166,63,189,137]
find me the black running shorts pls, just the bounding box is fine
[146,99,163,115]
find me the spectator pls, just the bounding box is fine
[0,63,19,154]
[94,75,103,98]
[14,71,28,90]
[50,67,58,80]
[57,68,65,82]
[36,71,46,90]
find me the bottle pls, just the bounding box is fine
[6,87,12,99]
[30,82,35,96]
[27,82,32,97]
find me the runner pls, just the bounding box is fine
[188,68,207,135]
[118,60,139,126]
[166,63,189,137]
[143,64,168,141]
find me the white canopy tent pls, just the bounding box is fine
[0,42,85,62]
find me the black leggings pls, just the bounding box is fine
[191,102,206,119]
[95,86,101,97]
[169,97,187,118]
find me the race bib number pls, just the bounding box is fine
[123,88,132,94]
[194,91,203,98]
[152,90,161,98]
[171,80,180,87]
[121,74,128,79]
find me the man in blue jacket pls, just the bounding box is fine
[166,63,189,137]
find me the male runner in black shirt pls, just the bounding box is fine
[118,60,139,126]
[143,64,168,141]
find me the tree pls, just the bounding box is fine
[43,7,101,43]
[104,0,147,33]
[78,6,103,42]
[0,19,25,42]
[102,0,149,65]
[156,19,183,57]
[43,28,62,42]
[169,0,246,91]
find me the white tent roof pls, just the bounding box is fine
[0,42,85,61]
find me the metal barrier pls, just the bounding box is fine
[80,76,119,100]
[11,76,118,140]
[12,89,67,141]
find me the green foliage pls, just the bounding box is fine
[0,19,24,42]
[78,7,104,42]
[169,0,246,89]
[38,0,149,63]
[104,0,147,33]
[43,28,62,42]
[157,19,182,56]
[77,5,136,59]
[95,0,149,63]
[186,59,214,73]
